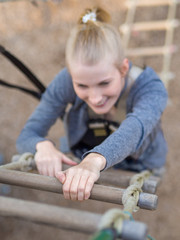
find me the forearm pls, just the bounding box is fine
[16,131,47,154]
[16,100,61,154]
[83,115,143,170]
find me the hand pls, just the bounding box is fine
[56,153,106,201]
[35,141,77,177]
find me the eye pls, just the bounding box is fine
[99,81,110,86]
[77,83,88,89]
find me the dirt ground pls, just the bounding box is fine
[0,1,180,239]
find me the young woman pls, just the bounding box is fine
[16,7,168,201]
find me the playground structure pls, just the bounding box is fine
[120,0,180,87]
[0,0,180,239]
[0,153,161,240]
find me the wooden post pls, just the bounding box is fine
[161,0,178,87]
[121,0,137,49]
[0,196,148,240]
[0,169,158,210]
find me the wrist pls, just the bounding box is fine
[83,153,106,171]
[36,140,55,151]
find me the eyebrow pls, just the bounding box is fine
[74,78,112,86]
[100,78,112,82]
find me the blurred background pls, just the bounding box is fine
[0,0,180,239]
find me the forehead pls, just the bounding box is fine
[70,59,117,83]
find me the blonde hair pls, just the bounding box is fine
[66,7,125,69]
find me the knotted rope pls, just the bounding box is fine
[130,170,152,188]
[92,170,153,240]
[122,184,142,213]
[0,152,34,171]
[98,208,130,235]
[122,170,152,212]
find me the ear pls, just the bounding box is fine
[120,58,129,78]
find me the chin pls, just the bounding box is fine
[92,107,110,115]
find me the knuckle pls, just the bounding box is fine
[78,186,84,192]
[85,188,90,195]
[64,194,70,200]
[63,186,69,194]
[66,168,75,176]
[71,195,77,201]
[87,180,93,188]
[85,191,90,199]
[70,188,77,195]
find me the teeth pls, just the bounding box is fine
[96,102,104,106]
[96,99,107,106]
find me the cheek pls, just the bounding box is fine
[106,84,122,97]
[74,87,88,100]
[112,78,124,96]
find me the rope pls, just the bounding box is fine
[98,209,130,234]
[17,152,34,171]
[122,184,142,212]
[91,170,153,240]
[0,152,34,171]
[130,170,152,188]
[122,170,151,213]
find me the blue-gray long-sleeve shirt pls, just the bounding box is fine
[16,65,168,170]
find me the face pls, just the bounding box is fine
[70,58,129,115]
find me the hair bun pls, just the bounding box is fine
[82,10,97,23]
[79,7,111,24]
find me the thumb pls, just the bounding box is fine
[56,171,66,184]
[62,155,78,166]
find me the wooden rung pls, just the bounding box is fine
[120,19,180,33]
[158,71,175,81]
[0,169,158,210]
[0,196,148,239]
[1,160,160,194]
[0,196,100,234]
[126,0,180,8]
[126,45,177,57]
[63,164,160,194]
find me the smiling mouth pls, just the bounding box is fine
[94,98,108,108]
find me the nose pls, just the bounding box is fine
[88,89,103,105]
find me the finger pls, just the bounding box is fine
[34,156,48,176]
[54,158,62,176]
[62,155,78,166]
[40,166,48,176]
[84,176,95,200]
[69,174,81,201]
[47,165,54,177]
[77,174,89,201]
[56,171,66,184]
[62,172,74,200]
